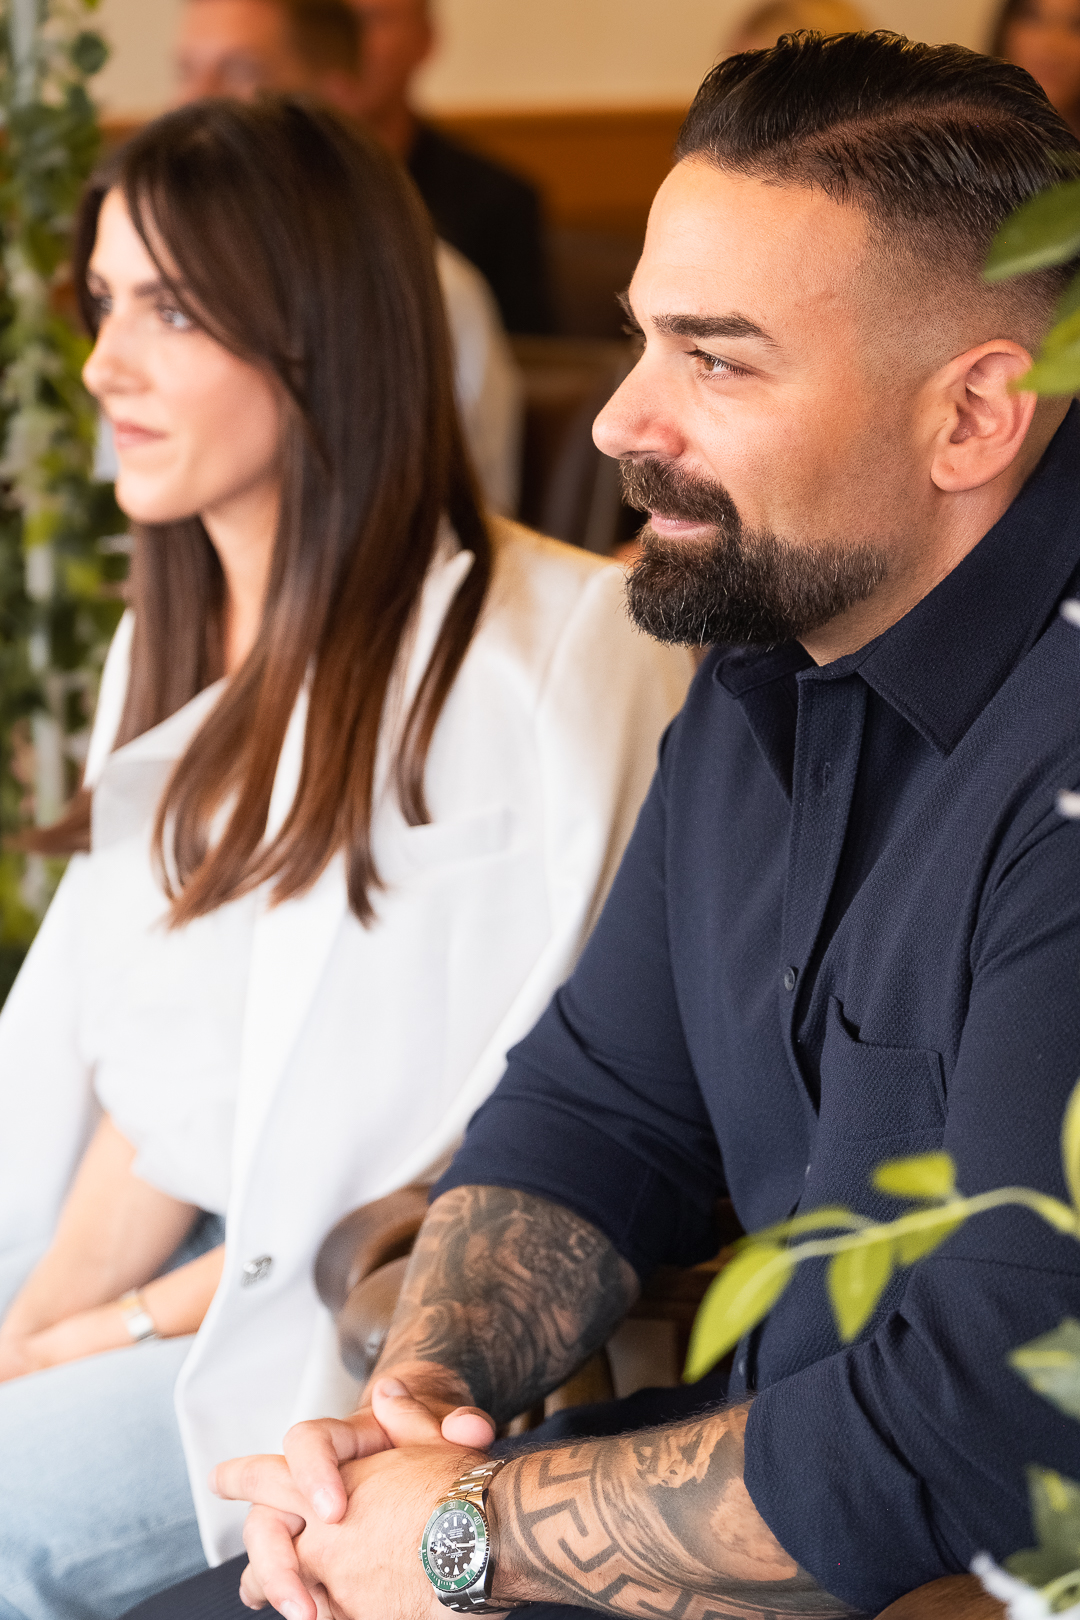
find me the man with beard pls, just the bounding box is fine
[133,29,1080,1620]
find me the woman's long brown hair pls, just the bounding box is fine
[42,96,492,926]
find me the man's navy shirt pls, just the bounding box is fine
[438,408,1080,1611]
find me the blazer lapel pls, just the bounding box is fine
[230,537,476,1197]
[230,686,346,1197]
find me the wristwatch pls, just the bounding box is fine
[118,1290,159,1343]
[419,1458,521,1612]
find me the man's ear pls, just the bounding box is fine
[928,340,1038,494]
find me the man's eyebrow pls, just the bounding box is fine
[616,290,776,347]
[653,311,776,345]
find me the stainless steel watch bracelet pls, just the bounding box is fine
[430,1457,523,1613]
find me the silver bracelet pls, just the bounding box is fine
[118,1289,159,1343]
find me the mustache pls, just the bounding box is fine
[619,457,741,530]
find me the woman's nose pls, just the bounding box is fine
[83,321,134,401]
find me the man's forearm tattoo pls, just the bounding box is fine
[375,1184,639,1421]
[493,1409,861,1620]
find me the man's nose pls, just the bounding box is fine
[593,363,684,464]
[174,67,220,104]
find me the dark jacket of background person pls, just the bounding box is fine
[439,405,1080,1614]
[408,122,552,334]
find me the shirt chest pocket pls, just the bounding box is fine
[804,996,947,1222]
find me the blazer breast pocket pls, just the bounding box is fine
[805,996,947,1222]
[395,805,516,874]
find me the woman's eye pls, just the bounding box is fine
[93,293,113,317]
[159,304,194,331]
[692,348,748,379]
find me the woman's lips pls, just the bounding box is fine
[647,511,712,537]
[110,421,166,451]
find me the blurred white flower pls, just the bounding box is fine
[973,1554,1080,1620]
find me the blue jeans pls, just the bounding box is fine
[0,1337,206,1620]
[0,1212,225,1620]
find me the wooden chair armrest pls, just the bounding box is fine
[874,1575,1004,1620]
[335,1252,412,1383]
[314,1184,430,1314]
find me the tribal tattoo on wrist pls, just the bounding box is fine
[492,1415,860,1620]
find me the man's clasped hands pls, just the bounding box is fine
[211,1374,501,1620]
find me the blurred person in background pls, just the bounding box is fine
[0,97,691,1619]
[178,0,551,332]
[345,0,553,334]
[991,0,1080,136]
[174,0,523,514]
[723,0,869,53]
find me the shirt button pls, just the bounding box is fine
[783,966,798,992]
[241,1254,273,1287]
[737,1357,747,1377]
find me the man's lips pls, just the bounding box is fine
[110,420,167,451]
[647,511,713,536]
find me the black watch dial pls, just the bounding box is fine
[421,1499,489,1595]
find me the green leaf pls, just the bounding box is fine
[985,180,1080,281]
[1010,1319,1080,1420]
[684,1245,794,1382]
[872,1153,957,1201]
[1007,1468,1080,1589]
[69,31,109,79]
[1061,1079,1080,1215]
[1027,344,1080,394]
[1042,307,1080,359]
[827,1238,894,1341]
[749,1206,867,1245]
[1042,1568,1080,1614]
[894,1212,965,1265]
[1053,269,1080,325]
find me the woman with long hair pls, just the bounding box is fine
[0,97,690,1619]
[991,0,1080,135]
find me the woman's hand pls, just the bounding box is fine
[0,1243,228,1384]
[0,1332,47,1383]
[0,1300,136,1381]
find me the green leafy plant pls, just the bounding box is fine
[684,1075,1080,1614]
[0,0,126,998]
[984,163,1080,395]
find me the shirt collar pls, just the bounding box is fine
[715,402,1080,756]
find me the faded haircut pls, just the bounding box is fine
[677,31,1080,333]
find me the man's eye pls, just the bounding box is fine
[692,348,748,379]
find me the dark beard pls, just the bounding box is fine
[621,458,888,648]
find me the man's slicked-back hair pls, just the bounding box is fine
[676,31,1080,320]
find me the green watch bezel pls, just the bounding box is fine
[420,1497,490,1595]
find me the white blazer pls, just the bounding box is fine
[0,519,692,1563]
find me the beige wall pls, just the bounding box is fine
[91,0,1002,120]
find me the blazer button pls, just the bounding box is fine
[782,966,798,992]
[241,1254,273,1287]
